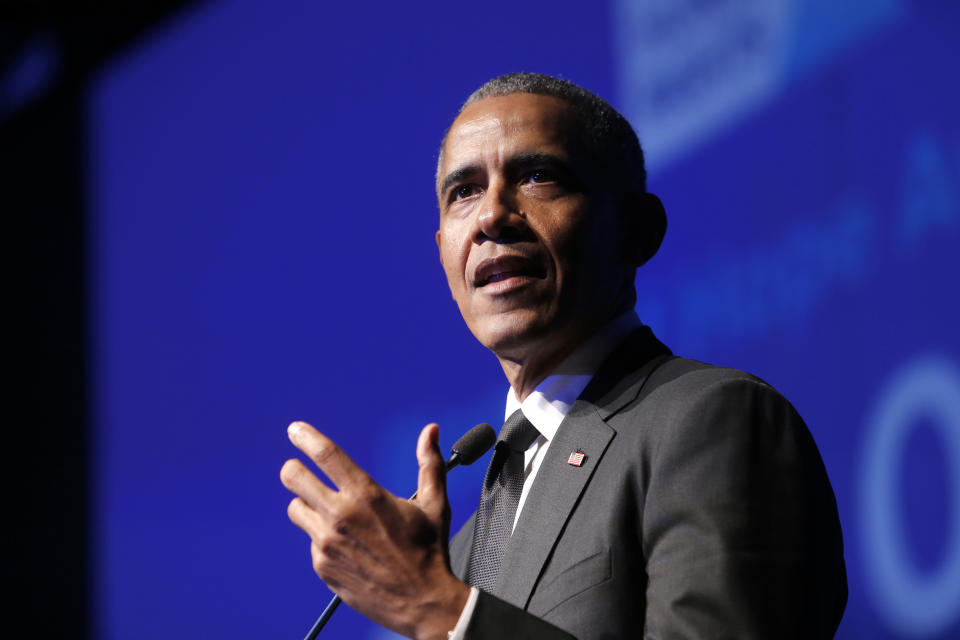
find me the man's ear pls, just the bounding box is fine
[435,230,443,267]
[620,192,666,268]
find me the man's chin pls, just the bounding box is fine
[470,313,559,360]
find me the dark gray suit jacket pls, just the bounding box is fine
[449,327,847,639]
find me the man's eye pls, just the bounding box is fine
[453,184,480,200]
[524,170,554,184]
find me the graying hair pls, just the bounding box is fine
[437,72,647,194]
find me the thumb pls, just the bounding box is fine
[415,423,449,524]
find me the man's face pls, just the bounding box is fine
[436,93,630,361]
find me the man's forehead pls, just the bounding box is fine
[439,94,579,176]
[448,93,575,143]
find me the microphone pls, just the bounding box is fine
[302,422,496,639]
[446,421,497,469]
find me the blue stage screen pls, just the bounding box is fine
[88,1,960,637]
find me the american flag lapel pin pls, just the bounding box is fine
[567,448,585,467]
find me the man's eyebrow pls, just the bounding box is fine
[439,165,481,197]
[505,152,568,171]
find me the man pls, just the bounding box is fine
[280,73,847,639]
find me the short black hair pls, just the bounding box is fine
[438,72,647,194]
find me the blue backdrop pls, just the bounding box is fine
[87,1,960,637]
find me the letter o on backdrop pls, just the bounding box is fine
[861,355,960,636]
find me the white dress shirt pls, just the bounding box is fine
[448,311,642,639]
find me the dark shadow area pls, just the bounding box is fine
[2,5,196,636]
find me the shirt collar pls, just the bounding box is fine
[505,311,642,441]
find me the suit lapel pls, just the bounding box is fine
[489,327,672,608]
[493,403,613,607]
[579,326,672,419]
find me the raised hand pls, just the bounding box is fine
[280,421,470,640]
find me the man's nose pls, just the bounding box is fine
[476,185,523,240]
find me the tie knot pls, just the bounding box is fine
[499,410,540,453]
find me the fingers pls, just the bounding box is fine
[282,418,460,632]
[287,420,371,491]
[415,423,448,522]
[287,495,328,540]
[280,458,336,511]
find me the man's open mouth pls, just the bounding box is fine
[473,255,546,287]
